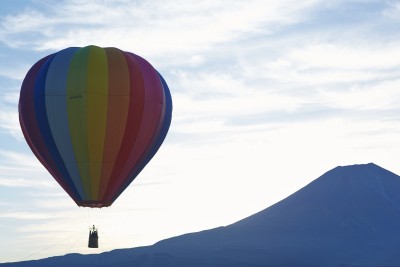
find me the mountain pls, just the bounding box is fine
[3,163,400,267]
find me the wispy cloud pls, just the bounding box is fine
[0,150,42,168]
[0,64,30,80]
[0,177,55,188]
[383,0,400,20]
[319,79,400,110]
[288,42,400,70]
[1,91,19,104]
[0,90,22,139]
[0,150,52,190]
[0,0,319,56]
[0,211,57,220]
[0,109,21,139]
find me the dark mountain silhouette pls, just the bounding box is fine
[3,163,400,267]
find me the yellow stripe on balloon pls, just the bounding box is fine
[86,46,108,200]
[66,46,91,199]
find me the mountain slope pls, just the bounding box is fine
[3,163,400,267]
[149,163,400,266]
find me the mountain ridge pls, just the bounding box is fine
[3,162,400,267]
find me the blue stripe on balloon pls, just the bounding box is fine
[154,72,173,150]
[34,54,81,200]
[45,47,85,199]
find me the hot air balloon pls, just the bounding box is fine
[19,45,173,210]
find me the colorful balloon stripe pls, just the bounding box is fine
[19,45,173,207]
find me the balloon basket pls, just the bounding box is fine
[88,225,99,248]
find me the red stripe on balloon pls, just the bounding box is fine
[101,52,146,201]
[104,53,164,202]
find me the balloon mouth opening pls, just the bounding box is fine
[77,200,112,208]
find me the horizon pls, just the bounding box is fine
[1,0,400,263]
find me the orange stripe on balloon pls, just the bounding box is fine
[105,53,164,200]
[98,48,130,200]
[102,53,146,200]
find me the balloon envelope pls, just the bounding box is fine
[19,45,172,207]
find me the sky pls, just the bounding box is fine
[1,0,400,263]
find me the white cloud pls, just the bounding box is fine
[0,211,57,220]
[172,70,310,115]
[0,177,55,188]
[0,91,22,139]
[0,150,42,168]
[289,42,400,70]
[0,150,52,189]
[237,41,400,87]
[319,79,400,110]
[0,0,319,56]
[2,92,19,104]
[383,0,400,20]
[0,64,30,80]
[0,110,22,139]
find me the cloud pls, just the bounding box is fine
[0,211,57,220]
[0,91,23,139]
[0,0,319,56]
[0,110,22,139]
[0,201,11,206]
[2,91,19,104]
[383,0,400,20]
[0,63,30,80]
[289,42,400,70]
[236,40,400,87]
[318,78,400,110]
[0,177,55,188]
[0,150,42,168]
[0,150,52,189]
